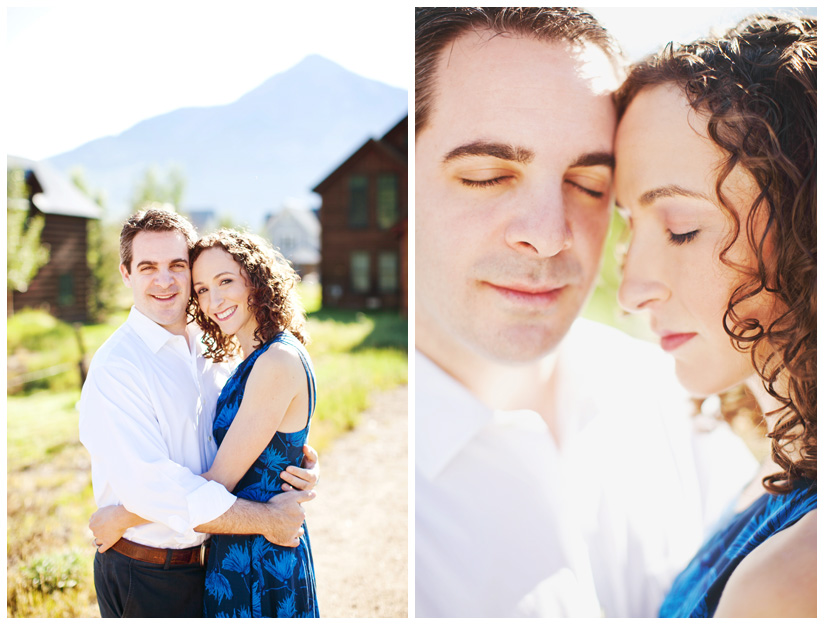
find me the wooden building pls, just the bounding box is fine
[7,156,102,322]
[313,116,407,311]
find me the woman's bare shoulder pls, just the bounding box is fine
[715,509,816,618]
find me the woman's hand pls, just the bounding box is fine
[89,505,144,553]
[280,444,320,491]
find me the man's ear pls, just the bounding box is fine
[119,264,132,288]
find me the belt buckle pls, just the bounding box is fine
[199,543,207,567]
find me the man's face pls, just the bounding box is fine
[415,31,619,364]
[120,230,191,335]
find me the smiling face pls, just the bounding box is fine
[120,230,191,335]
[191,246,258,344]
[615,84,775,396]
[415,31,619,368]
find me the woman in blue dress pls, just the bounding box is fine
[189,229,319,618]
[613,15,816,618]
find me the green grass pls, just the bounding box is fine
[7,303,407,617]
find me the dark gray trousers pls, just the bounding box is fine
[93,548,205,618]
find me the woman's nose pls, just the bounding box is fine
[617,237,669,312]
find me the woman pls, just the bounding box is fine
[613,15,816,618]
[94,229,319,618]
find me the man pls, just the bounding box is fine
[79,207,318,618]
[415,7,756,617]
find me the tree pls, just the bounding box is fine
[70,167,123,321]
[7,168,50,312]
[131,164,186,212]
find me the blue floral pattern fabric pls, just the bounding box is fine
[659,479,816,617]
[203,332,318,618]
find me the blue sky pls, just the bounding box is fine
[5,4,814,160]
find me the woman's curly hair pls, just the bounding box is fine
[615,14,816,494]
[189,229,308,362]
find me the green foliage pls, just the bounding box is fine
[583,210,654,340]
[7,169,50,295]
[70,167,125,320]
[21,552,84,594]
[131,164,186,211]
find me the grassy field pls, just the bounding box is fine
[6,285,408,617]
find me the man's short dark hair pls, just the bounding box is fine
[120,204,198,273]
[415,7,623,136]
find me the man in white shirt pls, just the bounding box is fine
[414,8,756,617]
[79,207,318,617]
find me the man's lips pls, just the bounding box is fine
[483,281,566,305]
[659,332,697,352]
[151,293,178,302]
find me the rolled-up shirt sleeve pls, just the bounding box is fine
[79,361,236,536]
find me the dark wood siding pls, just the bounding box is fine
[12,214,93,322]
[318,117,408,311]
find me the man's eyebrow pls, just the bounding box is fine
[135,258,188,268]
[442,142,535,164]
[639,184,714,206]
[569,151,615,170]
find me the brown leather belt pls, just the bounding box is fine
[111,537,210,567]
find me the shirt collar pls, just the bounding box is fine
[416,351,559,481]
[125,306,188,354]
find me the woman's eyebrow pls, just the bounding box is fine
[639,184,713,206]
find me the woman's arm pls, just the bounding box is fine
[204,343,306,492]
[89,506,150,552]
[714,509,816,617]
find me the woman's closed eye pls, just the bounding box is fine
[668,229,699,245]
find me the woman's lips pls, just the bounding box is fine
[660,332,697,351]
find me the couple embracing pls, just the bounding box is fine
[79,208,319,618]
[415,7,815,618]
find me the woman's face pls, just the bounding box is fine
[191,246,257,340]
[615,84,773,397]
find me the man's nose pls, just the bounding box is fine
[617,235,669,312]
[154,269,175,288]
[504,187,572,257]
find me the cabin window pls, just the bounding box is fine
[348,175,368,228]
[376,174,398,229]
[378,251,398,293]
[58,273,75,307]
[350,251,370,293]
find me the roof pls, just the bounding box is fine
[312,116,408,194]
[265,204,321,236]
[8,155,103,220]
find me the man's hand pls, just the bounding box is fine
[280,444,319,492]
[263,489,317,547]
[89,505,136,553]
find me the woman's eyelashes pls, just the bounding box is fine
[668,229,699,245]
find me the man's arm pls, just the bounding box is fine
[80,363,236,537]
[195,490,316,547]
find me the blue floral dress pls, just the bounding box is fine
[659,478,816,617]
[203,332,319,618]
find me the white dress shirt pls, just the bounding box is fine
[415,318,757,617]
[78,306,237,549]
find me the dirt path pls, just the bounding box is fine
[308,384,409,618]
